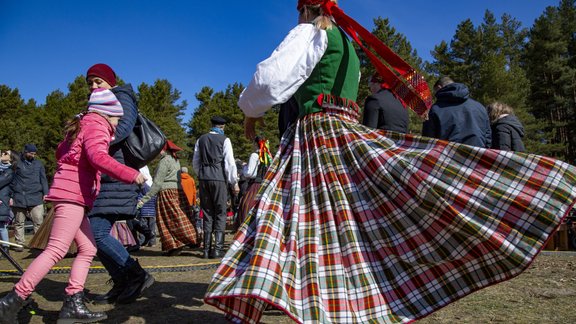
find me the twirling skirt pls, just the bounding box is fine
[204,109,576,324]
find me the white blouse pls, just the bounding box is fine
[238,24,328,118]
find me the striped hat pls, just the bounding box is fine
[88,88,124,117]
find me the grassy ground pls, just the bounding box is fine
[1,234,575,323]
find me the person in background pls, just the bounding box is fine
[138,141,197,256]
[204,1,576,323]
[422,76,492,148]
[179,166,197,220]
[0,150,18,258]
[486,102,526,152]
[362,73,409,133]
[10,144,48,252]
[235,137,271,231]
[0,88,146,324]
[85,63,155,306]
[137,166,157,247]
[192,116,239,259]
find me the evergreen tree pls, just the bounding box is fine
[428,10,550,155]
[524,0,576,162]
[0,85,26,149]
[358,17,430,134]
[187,84,279,166]
[137,79,189,165]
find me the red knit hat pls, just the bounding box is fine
[86,63,117,87]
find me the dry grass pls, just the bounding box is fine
[1,239,575,323]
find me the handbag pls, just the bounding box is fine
[121,113,166,169]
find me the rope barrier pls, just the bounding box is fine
[0,262,221,277]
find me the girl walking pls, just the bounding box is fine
[0,88,146,324]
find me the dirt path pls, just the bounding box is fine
[1,239,575,323]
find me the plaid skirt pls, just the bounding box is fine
[204,110,576,324]
[156,188,197,251]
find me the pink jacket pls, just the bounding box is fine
[46,113,139,208]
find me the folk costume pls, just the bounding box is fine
[204,1,576,323]
[193,117,239,258]
[236,138,272,228]
[139,141,197,254]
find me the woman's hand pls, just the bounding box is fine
[244,117,264,140]
[134,173,147,185]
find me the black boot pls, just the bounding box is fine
[141,228,155,247]
[115,260,155,304]
[212,231,225,259]
[203,231,212,259]
[0,291,25,324]
[57,292,107,324]
[91,276,127,305]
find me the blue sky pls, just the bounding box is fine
[0,0,560,118]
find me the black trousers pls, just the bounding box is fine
[199,180,228,233]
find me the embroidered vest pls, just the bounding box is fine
[294,26,360,118]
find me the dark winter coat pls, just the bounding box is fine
[422,83,492,148]
[491,115,526,152]
[0,167,14,222]
[362,89,409,133]
[10,157,49,208]
[88,84,140,220]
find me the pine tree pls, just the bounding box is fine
[137,79,189,167]
[186,84,279,166]
[524,0,576,161]
[427,10,550,155]
[358,17,431,134]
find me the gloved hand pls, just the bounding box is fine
[137,200,144,209]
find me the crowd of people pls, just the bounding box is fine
[1,0,575,323]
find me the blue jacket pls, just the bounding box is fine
[10,156,49,208]
[88,84,140,220]
[0,167,14,222]
[422,83,492,148]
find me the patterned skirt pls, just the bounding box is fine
[156,188,197,251]
[235,181,261,230]
[110,221,137,247]
[204,109,576,324]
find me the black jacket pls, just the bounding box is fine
[362,89,409,133]
[491,115,526,152]
[422,83,492,148]
[10,157,49,208]
[88,84,140,219]
[0,167,14,222]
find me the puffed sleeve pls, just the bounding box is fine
[238,24,328,118]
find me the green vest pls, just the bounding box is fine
[294,26,360,118]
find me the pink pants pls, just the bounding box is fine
[15,202,97,298]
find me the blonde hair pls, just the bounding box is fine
[301,0,338,30]
[486,102,514,123]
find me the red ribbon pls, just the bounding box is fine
[320,1,432,117]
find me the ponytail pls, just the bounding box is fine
[63,112,86,144]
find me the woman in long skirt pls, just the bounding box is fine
[204,1,576,323]
[138,140,197,256]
